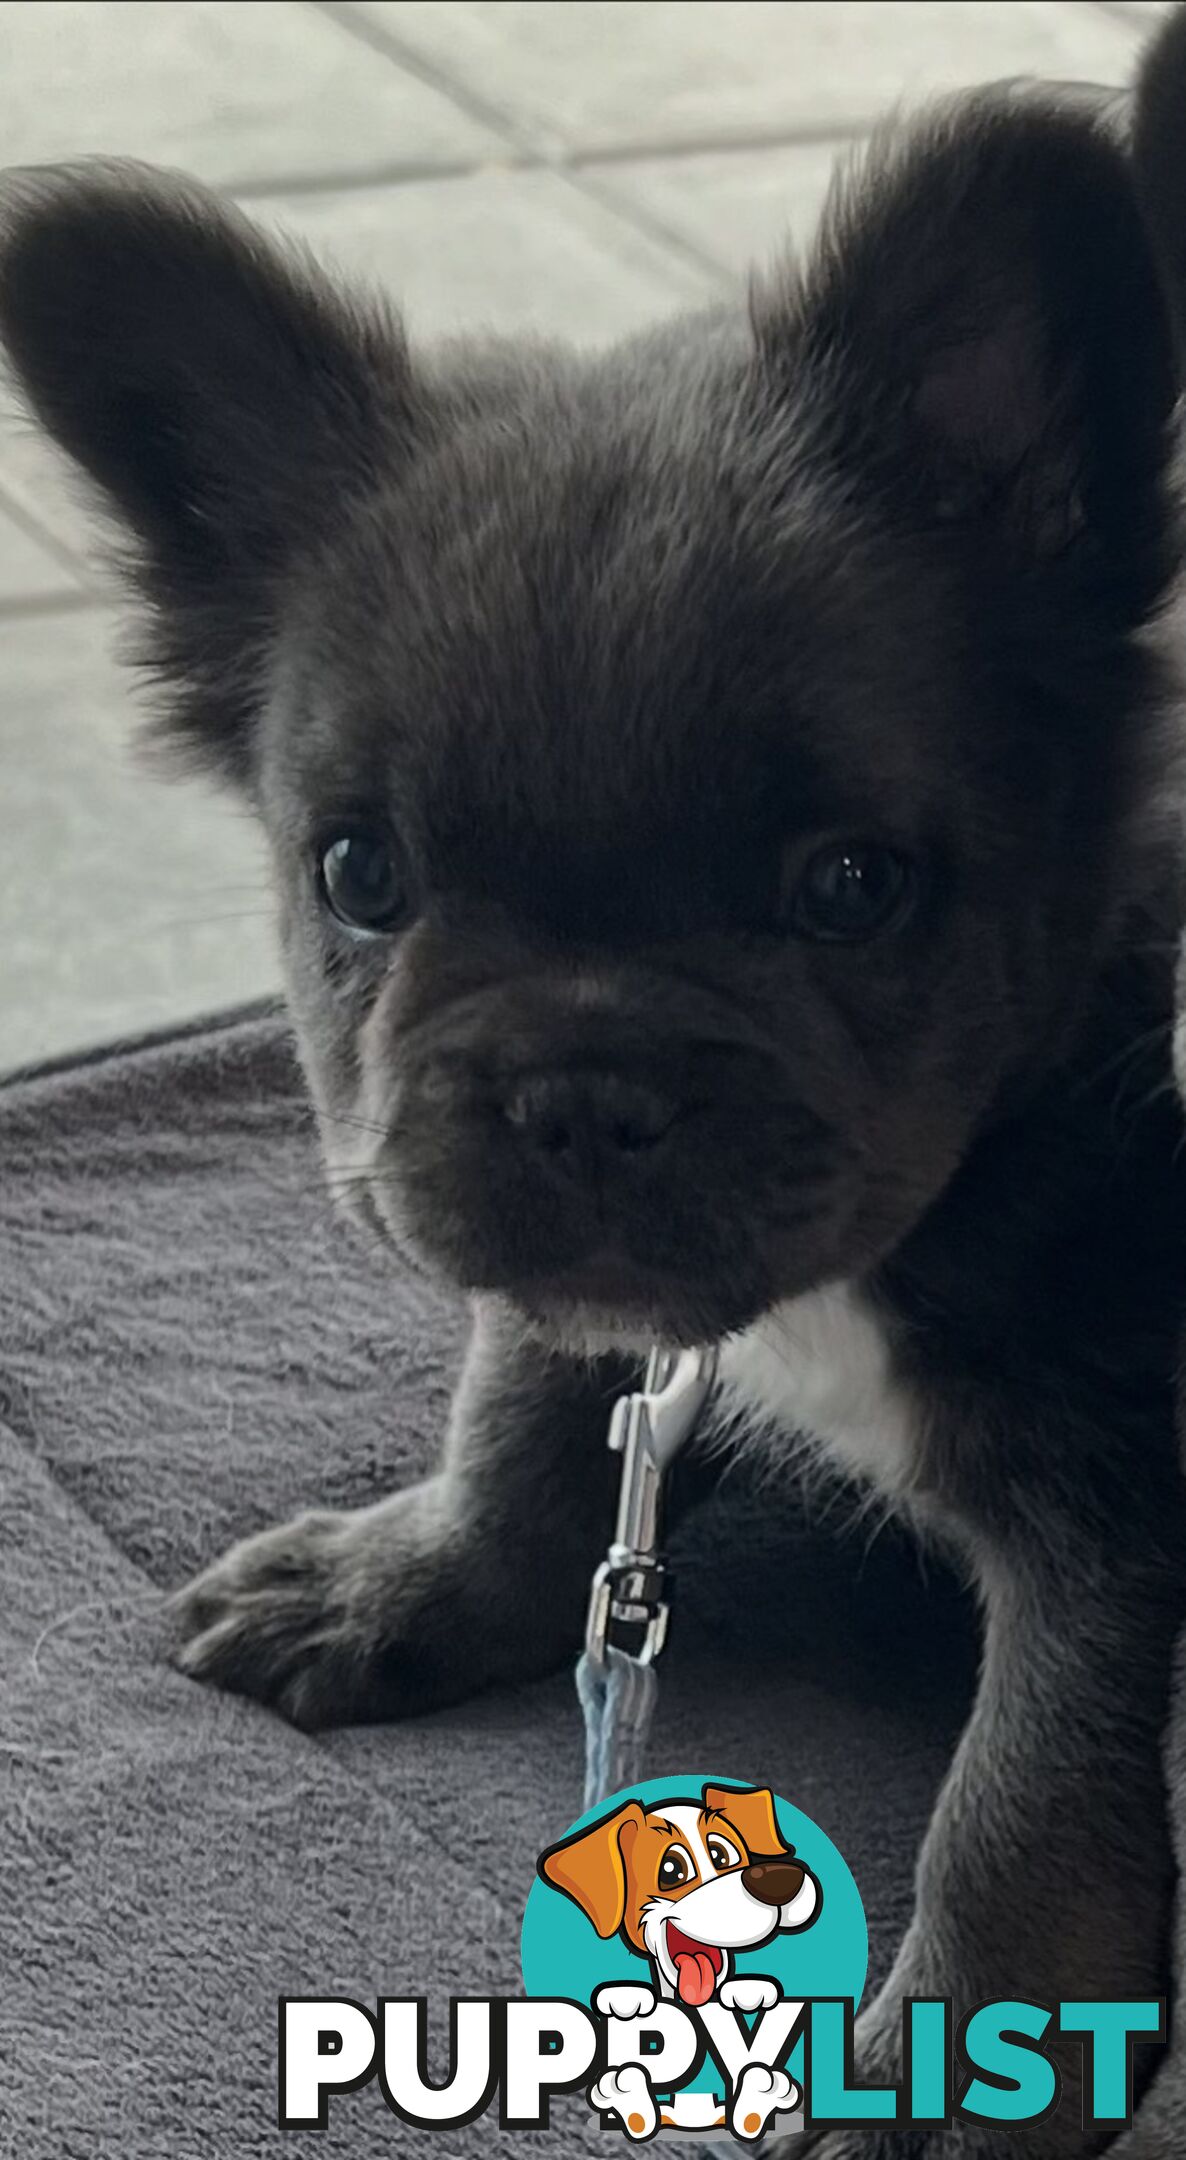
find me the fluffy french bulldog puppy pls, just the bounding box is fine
[3,77,1186,2156]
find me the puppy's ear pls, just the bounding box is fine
[702,1784,790,1862]
[759,92,1176,619]
[537,1801,647,1938]
[0,160,416,784]
[1135,3,1186,358]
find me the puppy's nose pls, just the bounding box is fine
[741,1860,805,1907]
[502,1070,680,1176]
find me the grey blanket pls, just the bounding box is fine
[0,1011,977,2157]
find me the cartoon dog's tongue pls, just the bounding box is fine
[674,1950,717,2006]
[666,1924,723,2007]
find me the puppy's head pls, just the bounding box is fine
[0,103,1176,1348]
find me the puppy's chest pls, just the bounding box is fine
[718,1285,922,1495]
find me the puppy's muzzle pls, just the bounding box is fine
[502,1067,683,1185]
[741,1860,806,1907]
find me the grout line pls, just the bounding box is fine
[227,120,864,211]
[306,0,856,289]
[228,121,866,215]
[310,0,541,150]
[229,148,531,203]
[0,585,105,621]
[569,166,735,288]
[579,119,867,166]
[311,0,872,171]
[226,120,864,212]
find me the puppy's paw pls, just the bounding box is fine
[731,2064,799,2140]
[719,1975,781,2014]
[590,2063,657,2140]
[594,1983,657,2021]
[170,1487,475,1729]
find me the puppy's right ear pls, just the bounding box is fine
[0,160,416,785]
[761,89,1177,627]
[537,1801,647,1939]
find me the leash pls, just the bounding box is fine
[578,1344,718,1812]
[578,1344,750,2154]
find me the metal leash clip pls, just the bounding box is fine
[584,1343,719,1669]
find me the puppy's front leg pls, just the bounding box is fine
[172,1306,635,1729]
[799,1487,1182,2160]
[1090,1627,1186,2160]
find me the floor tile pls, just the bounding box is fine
[596,137,850,280]
[353,1,1143,152]
[0,607,278,1071]
[0,495,82,604]
[0,0,499,188]
[0,409,93,587]
[247,165,721,339]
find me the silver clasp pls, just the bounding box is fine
[584,1344,719,1668]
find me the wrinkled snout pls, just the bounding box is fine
[502,1067,684,1187]
[345,941,854,1344]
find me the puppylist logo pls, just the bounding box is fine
[278,1774,1165,2141]
[522,1774,862,2140]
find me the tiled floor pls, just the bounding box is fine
[0,0,1167,1069]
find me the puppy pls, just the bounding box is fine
[3,66,1186,2159]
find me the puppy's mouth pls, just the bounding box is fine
[503,1255,773,1352]
[665,1922,725,2007]
[349,1051,867,1347]
[352,1157,765,1345]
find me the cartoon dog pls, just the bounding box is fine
[539,1783,820,2138]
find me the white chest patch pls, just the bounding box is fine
[718,1283,921,1495]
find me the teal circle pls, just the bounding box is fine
[521,1772,867,2096]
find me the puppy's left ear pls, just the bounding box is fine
[703,1784,791,1861]
[0,159,418,785]
[761,91,1177,621]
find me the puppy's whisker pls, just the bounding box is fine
[1072,1017,1172,1099]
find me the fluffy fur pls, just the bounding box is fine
[4,58,1186,2156]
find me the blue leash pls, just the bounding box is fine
[579,1344,717,1809]
[578,1347,746,2154]
[577,1644,661,1813]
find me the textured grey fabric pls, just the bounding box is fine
[0,1011,977,2157]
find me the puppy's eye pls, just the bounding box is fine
[318,829,409,935]
[789,842,914,943]
[706,1835,741,1871]
[658,1845,695,1890]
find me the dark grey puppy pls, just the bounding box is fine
[3,79,1186,2157]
